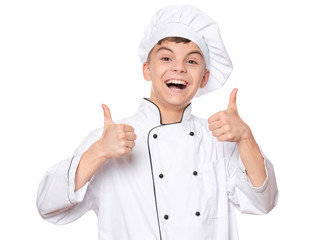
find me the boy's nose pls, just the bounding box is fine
[171,61,187,73]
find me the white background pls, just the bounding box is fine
[1,0,335,239]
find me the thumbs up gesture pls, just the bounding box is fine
[98,104,137,158]
[208,88,252,143]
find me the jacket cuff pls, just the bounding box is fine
[239,149,270,193]
[67,154,91,204]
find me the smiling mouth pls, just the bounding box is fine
[165,79,188,90]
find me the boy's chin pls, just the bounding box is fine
[150,89,197,109]
[164,96,194,108]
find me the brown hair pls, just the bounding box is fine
[157,37,191,45]
[147,37,191,63]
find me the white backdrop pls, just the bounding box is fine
[1,0,335,239]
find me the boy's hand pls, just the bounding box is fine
[208,88,252,143]
[98,104,137,158]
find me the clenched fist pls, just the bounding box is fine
[98,104,137,158]
[208,88,252,143]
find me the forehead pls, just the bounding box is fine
[150,40,205,60]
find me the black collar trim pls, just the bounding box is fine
[143,98,191,125]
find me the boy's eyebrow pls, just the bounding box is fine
[155,46,173,54]
[187,50,203,57]
[156,46,203,58]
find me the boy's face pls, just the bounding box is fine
[143,40,209,111]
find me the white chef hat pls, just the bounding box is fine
[138,5,233,97]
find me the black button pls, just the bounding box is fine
[153,134,158,139]
[195,211,200,216]
[159,174,164,178]
[189,131,194,136]
[193,171,198,176]
[164,215,169,220]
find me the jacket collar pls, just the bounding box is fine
[138,98,192,125]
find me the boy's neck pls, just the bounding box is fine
[160,107,185,124]
[148,99,188,124]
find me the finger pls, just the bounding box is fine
[125,147,132,155]
[102,104,114,127]
[126,140,136,149]
[208,110,230,124]
[118,147,132,157]
[209,120,225,131]
[125,132,137,141]
[227,88,238,111]
[217,134,230,142]
[117,124,135,133]
[208,112,221,124]
[211,127,226,138]
[123,124,135,132]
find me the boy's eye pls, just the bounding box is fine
[161,57,171,61]
[187,60,198,64]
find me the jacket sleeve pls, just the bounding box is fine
[36,128,102,225]
[224,142,278,215]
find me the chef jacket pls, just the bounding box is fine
[37,98,278,240]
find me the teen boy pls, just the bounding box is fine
[37,5,278,240]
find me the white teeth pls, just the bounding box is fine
[166,79,187,85]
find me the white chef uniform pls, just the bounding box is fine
[37,98,278,240]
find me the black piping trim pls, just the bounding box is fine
[147,127,163,240]
[143,98,191,125]
[145,98,192,240]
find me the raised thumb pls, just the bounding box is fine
[102,104,115,128]
[227,88,238,110]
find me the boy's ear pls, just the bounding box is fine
[143,62,151,81]
[200,69,210,88]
